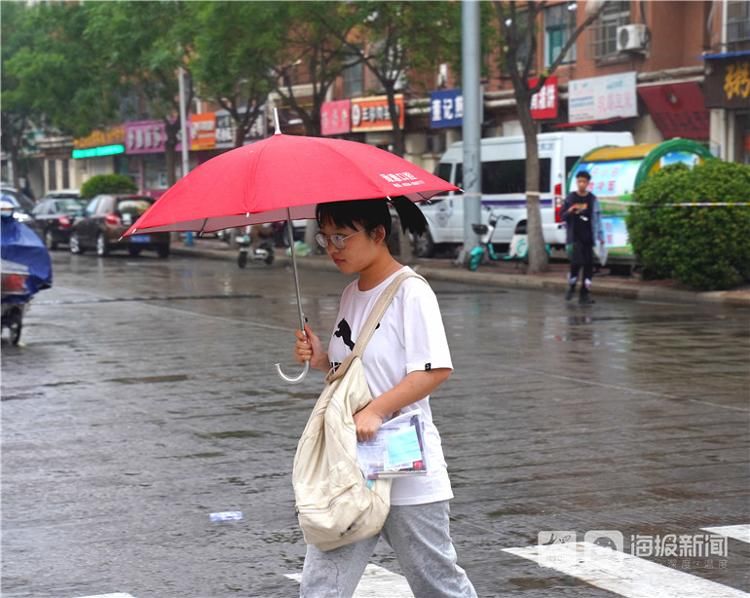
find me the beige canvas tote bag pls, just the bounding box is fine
[292,271,425,551]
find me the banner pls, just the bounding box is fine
[430,89,463,129]
[321,100,352,136]
[351,95,405,132]
[529,76,559,120]
[568,72,637,123]
[190,113,216,151]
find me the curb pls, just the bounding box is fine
[171,247,750,308]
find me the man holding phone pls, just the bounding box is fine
[563,170,604,304]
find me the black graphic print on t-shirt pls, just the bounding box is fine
[334,318,379,351]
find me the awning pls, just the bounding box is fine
[553,117,627,129]
[703,50,750,60]
[637,82,709,140]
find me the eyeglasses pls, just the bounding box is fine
[314,230,363,250]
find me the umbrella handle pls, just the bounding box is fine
[275,360,310,384]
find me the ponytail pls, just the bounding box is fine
[389,196,428,237]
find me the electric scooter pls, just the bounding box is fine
[467,212,513,271]
[237,225,274,268]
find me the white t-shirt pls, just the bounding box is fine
[327,266,454,506]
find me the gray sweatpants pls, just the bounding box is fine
[300,500,477,598]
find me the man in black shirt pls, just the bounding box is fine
[563,170,604,304]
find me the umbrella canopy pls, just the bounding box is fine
[124,133,458,237]
[122,130,458,384]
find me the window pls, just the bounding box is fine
[545,3,577,67]
[591,1,630,60]
[436,162,453,183]
[727,1,750,47]
[342,53,364,98]
[454,159,552,195]
[61,159,70,189]
[85,198,98,217]
[482,159,552,194]
[47,159,57,191]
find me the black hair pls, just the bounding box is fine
[315,196,428,241]
[576,170,592,181]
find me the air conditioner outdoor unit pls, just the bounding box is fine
[617,24,648,52]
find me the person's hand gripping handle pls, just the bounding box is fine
[294,323,327,372]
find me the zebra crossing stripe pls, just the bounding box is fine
[503,541,749,598]
[75,594,136,598]
[702,525,750,544]
[285,563,414,597]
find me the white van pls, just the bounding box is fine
[417,131,634,256]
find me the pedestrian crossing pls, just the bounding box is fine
[503,541,748,598]
[75,522,749,598]
[285,564,414,597]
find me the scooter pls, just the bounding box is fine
[467,211,513,271]
[237,225,274,268]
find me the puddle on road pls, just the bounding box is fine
[168,451,226,459]
[196,430,265,439]
[35,293,263,306]
[107,374,189,385]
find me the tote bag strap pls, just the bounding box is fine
[326,271,426,384]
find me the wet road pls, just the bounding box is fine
[2,251,749,598]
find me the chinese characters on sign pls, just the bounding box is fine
[74,126,125,150]
[568,72,638,123]
[529,76,559,120]
[125,121,182,154]
[429,89,464,129]
[723,62,750,100]
[320,100,352,136]
[214,108,266,149]
[190,113,216,151]
[351,95,405,132]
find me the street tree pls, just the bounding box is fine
[493,0,605,273]
[190,2,279,148]
[323,2,462,157]
[84,1,196,186]
[269,2,358,136]
[1,2,116,186]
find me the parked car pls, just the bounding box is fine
[30,195,86,249]
[70,194,170,258]
[0,185,36,225]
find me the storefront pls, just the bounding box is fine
[704,51,750,164]
[71,126,127,191]
[124,120,185,198]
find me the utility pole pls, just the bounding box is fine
[460,0,482,265]
[178,66,193,246]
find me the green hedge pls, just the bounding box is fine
[627,160,750,291]
[80,174,137,199]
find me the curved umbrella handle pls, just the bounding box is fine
[275,360,309,384]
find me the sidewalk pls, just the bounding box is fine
[172,238,750,308]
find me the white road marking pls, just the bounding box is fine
[703,525,750,544]
[503,541,749,598]
[285,563,413,597]
[75,594,136,598]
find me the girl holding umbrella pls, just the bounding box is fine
[294,197,477,597]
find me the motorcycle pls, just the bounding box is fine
[1,198,52,344]
[237,224,275,268]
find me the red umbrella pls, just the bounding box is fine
[124,118,458,383]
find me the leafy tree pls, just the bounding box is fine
[80,174,137,199]
[331,2,463,157]
[2,2,115,186]
[493,1,605,273]
[190,2,279,147]
[270,2,358,136]
[84,1,196,186]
